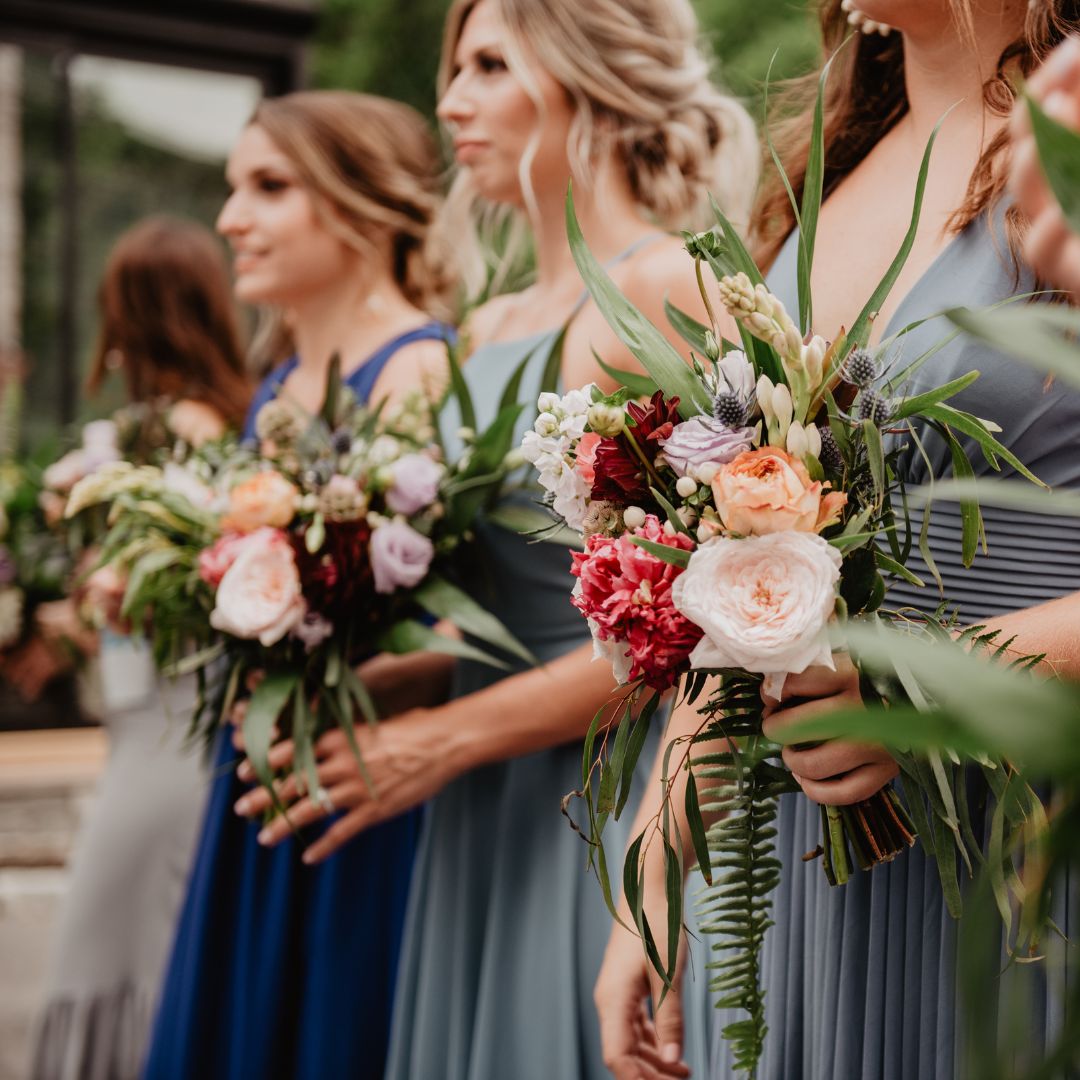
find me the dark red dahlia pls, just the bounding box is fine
[290,519,376,623]
[590,392,681,506]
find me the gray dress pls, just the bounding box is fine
[709,207,1080,1078]
[386,320,714,1080]
[31,640,208,1080]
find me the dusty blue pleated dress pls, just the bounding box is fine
[386,262,715,1079]
[143,323,452,1080]
[709,207,1080,1078]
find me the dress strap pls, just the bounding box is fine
[565,231,669,320]
[346,322,455,404]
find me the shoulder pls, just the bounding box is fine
[372,329,455,406]
[617,236,707,319]
[460,293,521,352]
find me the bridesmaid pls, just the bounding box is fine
[31,216,251,1080]
[143,91,456,1080]
[596,1,1080,1078]
[241,1,758,1077]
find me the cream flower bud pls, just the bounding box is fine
[675,475,698,498]
[676,506,697,527]
[534,412,559,437]
[456,426,476,443]
[694,462,719,485]
[662,519,678,537]
[786,420,809,460]
[771,384,794,429]
[704,330,721,362]
[756,374,776,420]
[805,423,822,459]
[623,506,647,530]
[784,323,805,362]
[537,392,561,414]
[802,336,828,385]
[586,402,626,437]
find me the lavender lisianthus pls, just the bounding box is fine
[370,519,435,594]
[386,453,442,515]
[292,609,335,652]
[658,416,754,479]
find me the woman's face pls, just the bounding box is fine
[437,0,575,208]
[852,0,1019,37]
[217,124,354,306]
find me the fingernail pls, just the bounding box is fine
[661,1043,681,1064]
[257,827,273,845]
[234,797,250,816]
[301,849,317,865]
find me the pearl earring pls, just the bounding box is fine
[841,0,893,35]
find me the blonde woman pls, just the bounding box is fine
[239,1,758,1076]
[142,92,455,1080]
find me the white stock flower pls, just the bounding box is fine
[671,531,842,699]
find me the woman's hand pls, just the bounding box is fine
[1009,35,1080,299]
[233,705,461,863]
[761,655,898,805]
[595,918,691,1080]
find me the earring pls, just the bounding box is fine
[841,0,893,35]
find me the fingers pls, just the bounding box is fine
[762,656,857,707]
[762,688,858,740]
[301,803,386,864]
[236,738,296,784]
[794,759,900,806]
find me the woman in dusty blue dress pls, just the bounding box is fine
[597,2,1080,1078]
[247,0,759,1076]
[143,91,456,1080]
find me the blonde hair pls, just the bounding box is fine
[438,0,759,296]
[252,91,456,325]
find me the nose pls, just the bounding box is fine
[437,71,476,128]
[216,188,248,238]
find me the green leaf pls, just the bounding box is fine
[627,535,690,569]
[685,764,712,885]
[1027,92,1080,234]
[617,693,658,819]
[566,187,710,418]
[940,426,983,566]
[847,107,951,352]
[414,575,536,666]
[874,549,925,589]
[649,485,692,536]
[911,478,1080,516]
[319,352,342,428]
[922,402,1045,486]
[537,324,567,402]
[377,618,510,670]
[497,347,537,418]
[120,547,182,617]
[663,298,712,357]
[447,340,477,433]
[305,513,326,555]
[591,348,659,398]
[891,371,981,420]
[862,418,885,499]
[485,503,584,547]
[242,671,299,802]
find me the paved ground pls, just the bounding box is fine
[0,729,105,1080]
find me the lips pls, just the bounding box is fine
[453,139,488,163]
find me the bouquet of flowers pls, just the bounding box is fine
[523,68,1047,1069]
[67,361,533,805]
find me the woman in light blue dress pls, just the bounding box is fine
[143,91,456,1080]
[250,0,759,1076]
[598,2,1080,1077]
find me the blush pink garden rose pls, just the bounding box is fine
[671,530,843,699]
[209,528,306,646]
[198,531,261,587]
[711,446,846,536]
[221,470,298,533]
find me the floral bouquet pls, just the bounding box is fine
[522,68,1046,1067]
[67,360,533,808]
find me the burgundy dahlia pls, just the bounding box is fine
[590,392,680,506]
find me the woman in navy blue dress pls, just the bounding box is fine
[143,91,456,1080]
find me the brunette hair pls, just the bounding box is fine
[438,0,759,296]
[250,91,455,319]
[752,0,1080,269]
[87,216,251,429]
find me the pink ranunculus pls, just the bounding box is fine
[570,515,700,690]
[209,528,305,646]
[575,433,602,485]
[370,519,434,595]
[711,446,846,536]
[221,470,298,533]
[671,530,842,699]
[386,453,443,515]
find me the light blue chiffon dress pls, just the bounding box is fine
[386,265,714,1079]
[709,205,1080,1078]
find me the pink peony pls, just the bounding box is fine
[570,515,701,690]
[209,529,305,646]
[370,519,434,595]
[711,447,846,536]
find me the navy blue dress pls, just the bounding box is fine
[143,323,453,1080]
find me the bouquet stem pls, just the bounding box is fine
[819,787,916,886]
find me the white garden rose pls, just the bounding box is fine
[209,528,305,646]
[671,531,842,699]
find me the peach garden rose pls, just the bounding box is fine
[221,470,298,533]
[711,446,846,536]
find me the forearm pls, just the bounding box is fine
[981,591,1080,681]
[446,642,624,773]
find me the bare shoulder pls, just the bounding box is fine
[374,336,454,407]
[618,236,707,322]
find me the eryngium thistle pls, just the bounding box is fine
[857,389,891,426]
[254,399,304,446]
[817,425,844,471]
[713,390,753,428]
[331,427,353,455]
[843,348,880,388]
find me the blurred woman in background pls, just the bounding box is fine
[32,215,251,1080]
